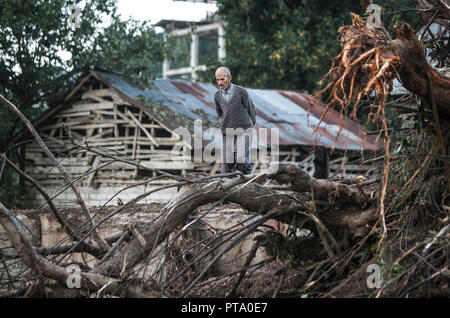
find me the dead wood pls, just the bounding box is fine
[320,13,450,120]
[417,0,450,28]
[0,154,381,297]
[270,163,365,204]
[0,202,161,298]
[392,23,450,118]
[93,165,376,278]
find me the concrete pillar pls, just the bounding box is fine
[162,33,169,79]
[162,60,170,79]
[190,33,199,81]
[218,24,226,61]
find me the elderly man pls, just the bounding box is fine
[214,66,256,175]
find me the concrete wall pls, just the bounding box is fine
[27,184,179,208]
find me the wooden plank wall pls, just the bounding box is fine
[328,155,382,179]
[25,85,192,187]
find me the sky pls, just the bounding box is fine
[116,0,217,31]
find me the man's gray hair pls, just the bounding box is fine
[215,66,231,77]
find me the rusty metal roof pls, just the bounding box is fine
[94,70,383,151]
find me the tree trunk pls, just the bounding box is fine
[392,23,450,118]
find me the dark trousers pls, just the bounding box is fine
[221,131,253,174]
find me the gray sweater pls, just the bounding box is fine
[214,85,256,134]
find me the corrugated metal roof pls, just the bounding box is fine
[94,70,383,151]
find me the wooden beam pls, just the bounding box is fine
[69,123,115,130]
[60,102,114,113]
[134,111,143,177]
[25,156,88,166]
[81,89,119,103]
[131,110,139,160]
[67,129,84,139]
[150,120,156,177]
[40,117,90,130]
[115,110,159,147]
[93,110,116,117]
[113,105,119,138]
[87,129,114,141]
[87,138,179,146]
[26,166,91,174]
[127,110,160,147]
[49,118,62,137]
[64,74,92,102]
[124,121,129,158]
[40,133,65,146]
[53,111,91,118]
[86,155,102,187]
[210,162,220,175]
[140,161,194,170]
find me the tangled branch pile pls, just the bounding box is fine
[310,6,450,297]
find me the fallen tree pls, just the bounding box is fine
[1,0,449,298]
[0,143,381,297]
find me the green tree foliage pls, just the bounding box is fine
[77,17,172,88]
[200,0,362,91]
[201,0,422,92]
[0,0,169,126]
[0,0,171,207]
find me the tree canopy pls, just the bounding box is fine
[0,0,170,144]
[200,0,422,92]
[0,0,173,206]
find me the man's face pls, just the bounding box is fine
[215,72,232,90]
